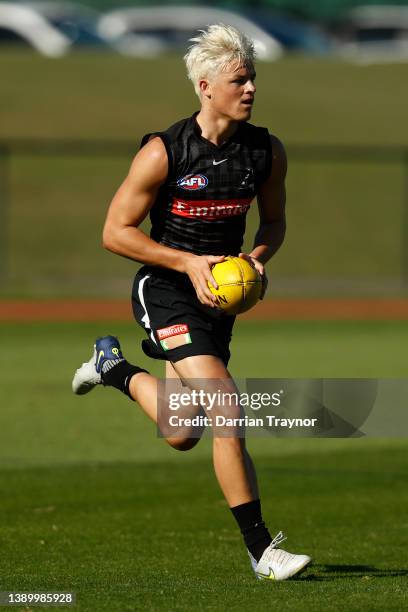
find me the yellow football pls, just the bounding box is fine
[208,256,263,315]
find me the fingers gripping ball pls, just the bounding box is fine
[208,256,263,315]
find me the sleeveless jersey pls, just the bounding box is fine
[141,113,271,257]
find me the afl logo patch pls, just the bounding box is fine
[177,174,208,190]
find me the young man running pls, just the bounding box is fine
[73,24,311,580]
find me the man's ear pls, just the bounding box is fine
[199,78,211,99]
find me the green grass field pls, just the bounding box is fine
[0,321,407,610]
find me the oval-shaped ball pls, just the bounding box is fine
[208,256,263,315]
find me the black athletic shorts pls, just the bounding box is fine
[132,265,235,365]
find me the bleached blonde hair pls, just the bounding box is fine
[184,24,256,99]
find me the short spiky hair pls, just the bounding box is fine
[184,24,256,98]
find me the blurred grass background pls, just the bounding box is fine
[1,53,408,297]
[2,54,408,143]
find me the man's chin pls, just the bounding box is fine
[231,107,253,122]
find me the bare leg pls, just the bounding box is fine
[125,353,259,503]
[171,355,259,506]
[128,363,203,451]
[212,438,255,506]
[128,371,158,423]
[244,447,259,499]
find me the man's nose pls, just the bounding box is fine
[245,80,256,94]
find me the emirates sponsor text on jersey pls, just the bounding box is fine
[171,197,252,220]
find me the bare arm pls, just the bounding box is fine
[102,137,223,307]
[239,135,287,297]
[103,137,181,269]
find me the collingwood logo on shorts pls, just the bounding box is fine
[177,174,208,190]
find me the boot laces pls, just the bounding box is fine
[263,532,293,567]
[270,531,287,549]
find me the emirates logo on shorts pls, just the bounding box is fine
[157,324,190,340]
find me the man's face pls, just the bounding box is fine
[201,63,256,121]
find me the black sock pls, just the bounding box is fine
[101,360,148,398]
[230,499,272,562]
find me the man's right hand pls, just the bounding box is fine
[183,254,225,307]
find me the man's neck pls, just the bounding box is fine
[195,109,239,146]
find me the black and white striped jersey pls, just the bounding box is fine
[141,112,272,256]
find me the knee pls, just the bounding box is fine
[166,437,200,452]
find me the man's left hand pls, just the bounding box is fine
[238,253,268,300]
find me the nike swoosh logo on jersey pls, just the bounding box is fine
[213,159,228,166]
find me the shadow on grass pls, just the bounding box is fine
[296,564,408,581]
